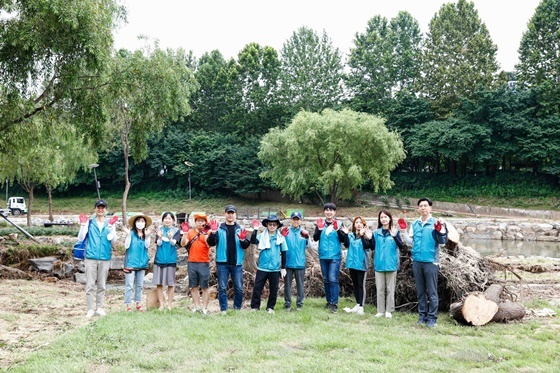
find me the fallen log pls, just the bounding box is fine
[450,292,498,326]
[483,284,504,303]
[0,264,33,279]
[491,301,526,323]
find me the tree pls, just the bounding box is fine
[104,47,197,221]
[346,12,422,115]
[0,0,123,148]
[421,0,500,117]
[279,27,344,114]
[259,109,405,204]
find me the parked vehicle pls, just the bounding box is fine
[0,197,28,215]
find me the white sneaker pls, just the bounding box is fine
[375,312,384,318]
[221,310,227,315]
[344,304,360,313]
[385,312,392,318]
[356,306,364,315]
[266,308,275,314]
[202,308,208,315]
[86,310,95,319]
[96,308,106,317]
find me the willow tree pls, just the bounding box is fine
[104,47,197,222]
[259,109,405,204]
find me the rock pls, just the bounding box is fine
[492,231,503,240]
[28,257,57,272]
[514,232,524,240]
[110,256,124,270]
[74,272,86,284]
[177,254,188,267]
[507,225,521,233]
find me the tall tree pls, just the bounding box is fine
[347,12,422,115]
[104,47,197,222]
[279,26,344,114]
[259,109,405,204]
[0,0,123,148]
[421,0,500,117]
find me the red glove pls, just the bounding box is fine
[209,219,218,231]
[201,223,211,233]
[300,229,309,239]
[181,222,190,233]
[237,228,248,240]
[398,218,407,230]
[434,220,442,232]
[251,219,260,230]
[108,215,118,225]
[281,226,289,237]
[79,213,88,224]
[316,218,325,230]
[332,219,339,230]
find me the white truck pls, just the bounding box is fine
[0,197,28,215]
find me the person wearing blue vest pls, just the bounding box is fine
[340,216,373,315]
[77,199,118,319]
[372,210,405,319]
[282,211,309,311]
[400,198,448,328]
[123,213,152,312]
[313,202,345,313]
[207,205,251,314]
[154,212,181,310]
[250,215,288,313]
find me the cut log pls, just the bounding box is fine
[0,264,33,279]
[446,222,460,243]
[492,301,526,323]
[483,284,504,303]
[450,292,499,326]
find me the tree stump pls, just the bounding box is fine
[450,292,498,326]
[491,301,526,322]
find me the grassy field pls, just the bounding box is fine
[7,295,559,372]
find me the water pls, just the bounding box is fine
[462,238,560,259]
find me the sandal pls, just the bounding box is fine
[136,304,145,312]
[126,305,132,312]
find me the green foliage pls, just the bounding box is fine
[259,109,405,204]
[1,244,64,265]
[0,226,78,237]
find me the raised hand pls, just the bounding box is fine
[201,223,211,233]
[251,219,260,230]
[281,226,289,237]
[332,219,339,230]
[181,222,190,233]
[300,229,309,239]
[316,218,325,230]
[209,219,218,231]
[398,218,407,230]
[237,228,248,240]
[434,220,442,232]
[108,215,118,225]
[79,213,88,224]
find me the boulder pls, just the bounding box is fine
[28,257,58,272]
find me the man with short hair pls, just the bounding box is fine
[313,202,345,313]
[400,197,448,328]
[181,213,212,314]
[207,205,250,314]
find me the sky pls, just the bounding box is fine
[113,0,543,72]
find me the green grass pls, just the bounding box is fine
[8,298,560,372]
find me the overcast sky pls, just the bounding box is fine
[113,0,542,72]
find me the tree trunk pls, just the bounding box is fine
[27,186,34,228]
[449,292,498,326]
[491,301,526,323]
[47,186,54,222]
[483,284,504,303]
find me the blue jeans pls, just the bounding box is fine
[412,261,439,323]
[217,264,244,311]
[124,270,145,304]
[320,259,340,305]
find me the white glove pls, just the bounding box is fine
[280,269,287,278]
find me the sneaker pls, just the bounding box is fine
[284,307,292,312]
[95,308,106,317]
[356,306,364,315]
[417,318,427,326]
[385,312,392,319]
[86,310,95,318]
[330,304,338,313]
[375,312,384,318]
[193,307,202,313]
[202,309,208,315]
[296,307,302,311]
[221,310,227,315]
[325,302,331,309]
[427,320,437,328]
[266,308,275,314]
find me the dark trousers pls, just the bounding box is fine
[284,268,305,308]
[250,270,280,310]
[412,261,439,323]
[349,269,367,306]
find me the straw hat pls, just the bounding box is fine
[128,213,153,228]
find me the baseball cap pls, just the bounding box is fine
[290,211,302,219]
[94,199,107,208]
[224,205,237,213]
